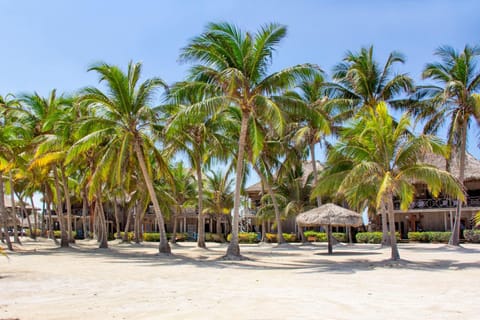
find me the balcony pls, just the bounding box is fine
[394,196,480,210]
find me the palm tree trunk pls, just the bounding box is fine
[0,174,13,251]
[449,125,467,246]
[113,197,121,239]
[133,139,171,254]
[123,207,133,242]
[253,164,285,244]
[226,111,249,258]
[95,189,108,248]
[215,215,224,242]
[310,142,322,207]
[134,200,142,244]
[195,154,206,248]
[30,196,38,240]
[9,174,21,245]
[17,195,33,240]
[46,199,54,241]
[387,195,400,260]
[380,204,390,246]
[52,165,68,248]
[261,220,267,242]
[171,209,178,244]
[60,166,73,242]
[81,188,89,238]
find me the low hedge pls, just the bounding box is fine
[24,228,42,237]
[265,233,297,243]
[53,230,77,239]
[303,231,347,242]
[408,232,451,243]
[463,230,480,243]
[356,232,400,244]
[205,232,225,242]
[227,232,259,243]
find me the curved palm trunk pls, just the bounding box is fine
[9,174,21,245]
[17,195,33,240]
[253,165,285,244]
[113,197,121,239]
[0,175,13,251]
[81,188,89,238]
[226,112,249,258]
[60,166,73,242]
[134,139,171,254]
[170,209,179,244]
[381,208,390,246]
[123,207,133,242]
[310,142,322,207]
[449,125,467,246]
[95,189,108,248]
[53,165,68,248]
[30,196,38,240]
[195,154,206,248]
[387,195,400,260]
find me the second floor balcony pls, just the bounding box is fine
[394,195,480,211]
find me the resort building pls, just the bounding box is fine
[386,152,480,238]
[244,154,480,239]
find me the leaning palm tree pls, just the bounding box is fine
[78,61,172,254]
[415,45,480,246]
[313,102,464,260]
[179,22,318,258]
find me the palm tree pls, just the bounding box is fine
[286,73,337,207]
[179,22,318,258]
[313,102,464,260]
[165,86,231,248]
[416,45,480,246]
[78,61,172,254]
[203,169,234,241]
[165,162,196,244]
[332,46,414,112]
[20,90,74,247]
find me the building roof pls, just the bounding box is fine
[2,197,35,210]
[422,152,480,181]
[245,161,323,194]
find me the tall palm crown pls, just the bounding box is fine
[78,61,172,253]
[179,22,318,257]
[417,45,480,245]
[332,46,414,112]
[314,102,464,260]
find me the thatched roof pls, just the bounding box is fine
[245,161,323,194]
[422,152,480,181]
[296,203,363,227]
[2,197,35,210]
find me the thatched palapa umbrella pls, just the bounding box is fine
[296,203,363,254]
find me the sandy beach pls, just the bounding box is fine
[1,238,479,320]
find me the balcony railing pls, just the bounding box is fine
[394,196,480,210]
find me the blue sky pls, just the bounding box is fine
[1,0,480,182]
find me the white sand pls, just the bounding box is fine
[1,238,479,320]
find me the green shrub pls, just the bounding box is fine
[227,232,258,243]
[263,233,298,243]
[464,230,480,243]
[283,233,297,242]
[303,231,347,242]
[53,230,76,239]
[24,228,42,237]
[408,232,451,243]
[166,232,188,241]
[356,232,383,244]
[120,232,134,241]
[356,232,400,243]
[143,232,160,242]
